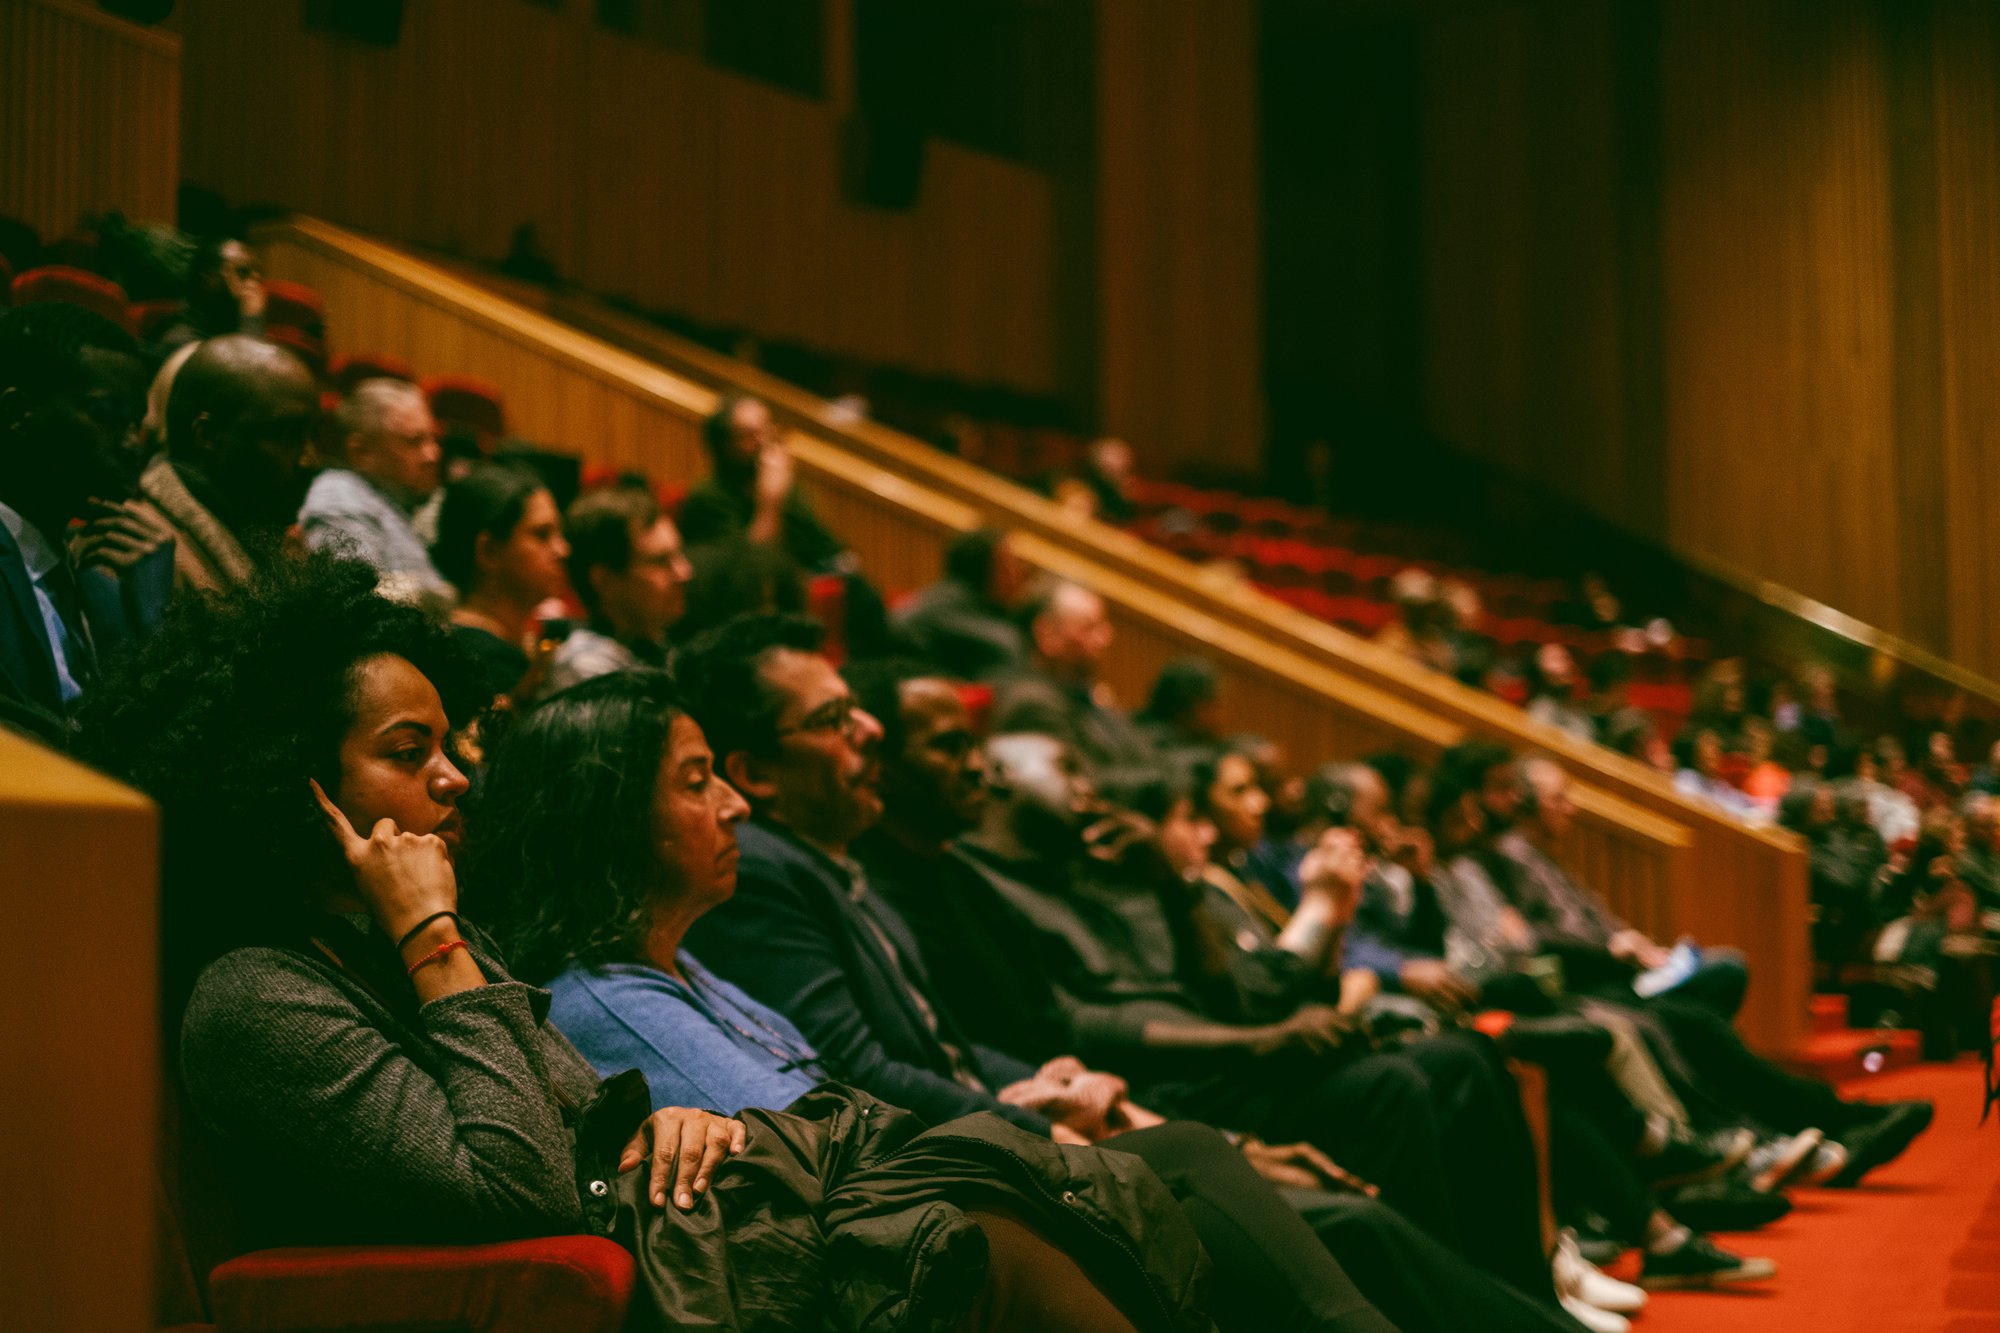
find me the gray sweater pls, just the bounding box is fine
[178,920,602,1248]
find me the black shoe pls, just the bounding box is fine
[1827,1100,1934,1187]
[1661,1177,1794,1231]
[1642,1126,1754,1189]
[1639,1234,1777,1290]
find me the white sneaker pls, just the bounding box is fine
[1556,1229,1649,1315]
[1746,1127,1825,1193]
[1561,1292,1632,1333]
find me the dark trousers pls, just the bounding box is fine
[1286,1188,1588,1333]
[1141,1031,1557,1305]
[1641,994,1854,1134]
[1110,1122,1396,1333]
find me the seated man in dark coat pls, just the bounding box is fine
[989,579,1161,800]
[892,526,1029,680]
[0,303,166,738]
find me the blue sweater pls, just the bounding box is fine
[547,955,819,1115]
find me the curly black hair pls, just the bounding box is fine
[72,554,477,997]
[462,670,685,984]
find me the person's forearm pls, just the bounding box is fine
[747,498,784,546]
[1275,895,1341,970]
[1137,1017,1278,1051]
[402,916,488,1004]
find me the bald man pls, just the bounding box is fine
[129,334,318,594]
[988,580,1161,800]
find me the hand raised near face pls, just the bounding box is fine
[311,778,458,943]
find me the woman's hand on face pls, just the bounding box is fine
[311,779,459,942]
[618,1108,748,1210]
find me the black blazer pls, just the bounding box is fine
[0,522,64,732]
[685,819,1048,1133]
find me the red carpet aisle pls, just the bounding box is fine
[1632,1060,2000,1332]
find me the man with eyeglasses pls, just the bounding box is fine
[125,334,319,597]
[545,485,694,692]
[300,377,452,608]
[0,303,161,738]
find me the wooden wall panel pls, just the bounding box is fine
[0,731,157,1333]
[1404,0,2000,682]
[1095,0,1264,475]
[1658,0,1906,637]
[175,0,1058,396]
[1418,0,1654,534]
[1932,0,2000,682]
[0,0,179,242]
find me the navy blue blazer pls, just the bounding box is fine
[685,819,1049,1134]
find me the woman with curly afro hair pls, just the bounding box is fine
[74,553,1204,1332]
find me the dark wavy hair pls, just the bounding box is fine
[464,670,685,984]
[72,554,477,1001]
[430,462,545,592]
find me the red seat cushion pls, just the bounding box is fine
[208,1237,634,1333]
[423,374,508,438]
[11,264,130,327]
[330,353,417,393]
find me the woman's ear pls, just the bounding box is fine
[722,749,778,807]
[473,528,502,577]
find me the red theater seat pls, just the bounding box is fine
[11,264,130,326]
[263,280,327,339]
[330,352,417,393]
[129,297,181,341]
[424,374,508,439]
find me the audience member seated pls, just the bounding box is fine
[1470,748,1932,1186]
[78,555,1195,1333]
[927,727,1562,1306]
[299,378,452,608]
[1133,657,1228,774]
[892,525,1029,680]
[472,668,1449,1333]
[679,394,891,656]
[123,333,317,596]
[1372,569,1460,678]
[1673,726,1767,823]
[151,235,266,356]
[676,533,805,644]
[546,485,691,692]
[989,580,1160,800]
[678,394,844,572]
[1523,644,1594,743]
[1080,437,1139,525]
[0,304,159,737]
[431,463,570,708]
[137,340,199,465]
[1870,814,1991,1060]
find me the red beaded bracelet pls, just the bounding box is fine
[406,937,470,977]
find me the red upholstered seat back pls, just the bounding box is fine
[11,264,131,327]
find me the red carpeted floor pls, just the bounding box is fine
[1626,1059,2000,1332]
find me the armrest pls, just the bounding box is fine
[210,1235,635,1333]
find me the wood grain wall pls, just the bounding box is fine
[0,0,180,243]
[1095,1,1265,476]
[0,731,158,1333]
[1408,0,2000,680]
[174,0,1060,396]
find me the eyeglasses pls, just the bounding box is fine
[775,695,867,740]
